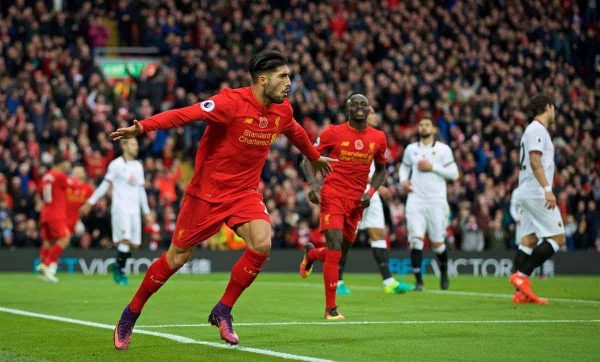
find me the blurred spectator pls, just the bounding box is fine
[0,0,598,252]
[461,216,485,252]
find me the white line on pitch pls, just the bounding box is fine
[241,281,600,305]
[136,319,600,328]
[0,307,334,362]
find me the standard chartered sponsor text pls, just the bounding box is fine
[239,129,276,146]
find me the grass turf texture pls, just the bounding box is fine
[1,273,599,361]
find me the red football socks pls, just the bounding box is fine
[307,247,326,262]
[43,244,64,265]
[129,252,175,313]
[323,249,342,310]
[40,247,50,264]
[219,248,268,308]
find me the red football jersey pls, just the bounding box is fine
[141,87,320,203]
[40,169,71,222]
[315,122,387,200]
[65,179,94,228]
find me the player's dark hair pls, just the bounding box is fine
[52,152,66,166]
[248,50,288,82]
[528,94,554,118]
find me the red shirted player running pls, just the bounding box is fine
[110,50,336,349]
[300,94,387,320]
[66,166,93,234]
[37,155,72,283]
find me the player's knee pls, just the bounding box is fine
[409,237,424,250]
[551,234,566,246]
[521,234,538,248]
[432,242,446,254]
[325,230,343,250]
[166,248,193,269]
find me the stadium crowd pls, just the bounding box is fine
[0,0,598,252]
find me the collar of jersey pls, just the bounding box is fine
[245,87,271,112]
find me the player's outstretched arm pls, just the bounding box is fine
[110,120,143,141]
[283,121,337,176]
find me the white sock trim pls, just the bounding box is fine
[338,280,344,285]
[383,277,396,286]
[518,244,533,255]
[117,243,130,253]
[371,240,387,249]
[546,238,560,252]
[433,243,446,254]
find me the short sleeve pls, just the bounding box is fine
[104,161,117,183]
[401,145,413,166]
[374,133,387,164]
[196,89,235,125]
[525,125,545,154]
[314,126,335,154]
[441,144,455,166]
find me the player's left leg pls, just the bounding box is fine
[428,202,450,290]
[114,213,142,286]
[336,239,353,295]
[41,223,71,282]
[208,219,270,345]
[368,228,414,293]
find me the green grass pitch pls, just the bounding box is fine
[1,272,599,361]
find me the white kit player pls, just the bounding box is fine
[80,138,152,285]
[509,94,565,304]
[399,117,458,291]
[336,161,415,295]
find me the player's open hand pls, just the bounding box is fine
[417,159,433,172]
[402,180,413,194]
[110,120,143,141]
[360,193,371,209]
[79,202,92,217]
[544,191,557,209]
[311,156,337,176]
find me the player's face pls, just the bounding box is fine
[418,119,434,138]
[123,138,139,158]
[347,95,370,122]
[72,166,85,180]
[265,65,291,104]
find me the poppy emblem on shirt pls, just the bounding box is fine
[259,117,268,128]
[355,139,364,150]
[201,100,215,112]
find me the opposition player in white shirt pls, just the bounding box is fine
[509,94,565,304]
[399,117,459,291]
[80,138,152,285]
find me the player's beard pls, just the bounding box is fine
[418,131,432,139]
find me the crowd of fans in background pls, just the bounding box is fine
[0,0,598,252]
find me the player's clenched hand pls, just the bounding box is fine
[417,159,432,172]
[544,191,557,209]
[308,188,321,204]
[360,193,371,209]
[311,156,338,176]
[79,202,92,217]
[378,186,392,201]
[402,180,413,194]
[144,212,155,225]
[110,120,143,141]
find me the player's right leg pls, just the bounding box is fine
[114,242,195,350]
[510,199,565,304]
[323,228,344,320]
[406,200,427,290]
